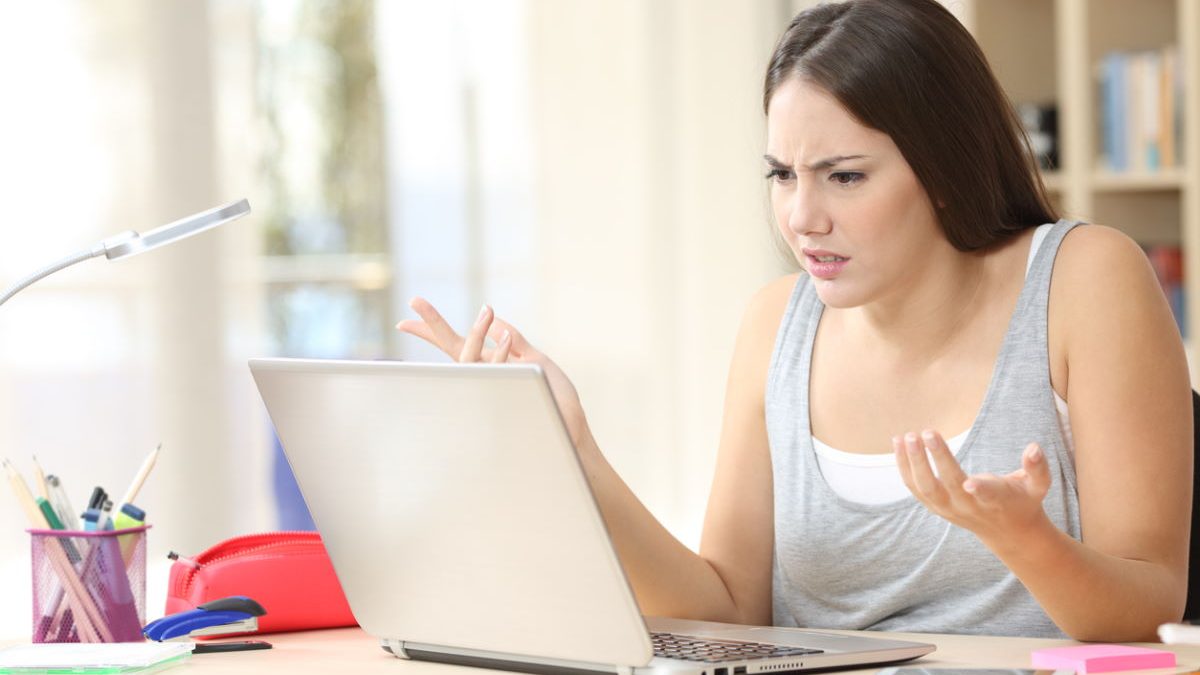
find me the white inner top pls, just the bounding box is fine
[813,223,1075,504]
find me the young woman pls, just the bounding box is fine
[396,0,1191,641]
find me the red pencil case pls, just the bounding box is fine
[165,531,357,634]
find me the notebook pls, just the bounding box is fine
[0,642,192,674]
[249,357,936,675]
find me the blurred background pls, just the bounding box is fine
[0,0,794,634]
[0,0,1196,637]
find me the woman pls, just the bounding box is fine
[396,0,1191,641]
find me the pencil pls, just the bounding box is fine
[45,537,109,642]
[3,458,46,526]
[119,442,160,507]
[31,455,49,500]
[4,459,107,642]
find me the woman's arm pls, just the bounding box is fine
[396,276,794,624]
[1020,225,1191,640]
[898,225,1192,641]
[585,274,795,624]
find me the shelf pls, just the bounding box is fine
[960,0,1199,373]
[1091,168,1188,192]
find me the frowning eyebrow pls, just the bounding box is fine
[763,154,869,171]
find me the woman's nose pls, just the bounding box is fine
[785,183,831,237]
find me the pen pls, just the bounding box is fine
[45,475,81,531]
[81,508,100,532]
[36,497,81,561]
[36,497,65,530]
[99,498,114,531]
[87,486,106,511]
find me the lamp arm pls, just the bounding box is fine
[0,231,140,308]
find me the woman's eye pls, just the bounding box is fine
[830,171,864,186]
[765,168,794,182]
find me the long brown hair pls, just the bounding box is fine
[764,0,1057,251]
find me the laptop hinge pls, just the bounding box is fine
[380,638,410,658]
[396,641,633,675]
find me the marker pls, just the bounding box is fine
[36,497,65,530]
[45,475,80,531]
[81,508,100,532]
[114,503,146,564]
[36,497,80,561]
[113,503,145,531]
[99,499,115,531]
[87,486,106,511]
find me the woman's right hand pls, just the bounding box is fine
[395,297,595,452]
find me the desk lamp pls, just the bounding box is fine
[0,198,251,307]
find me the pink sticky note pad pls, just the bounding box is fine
[1031,644,1176,673]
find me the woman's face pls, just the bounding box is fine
[765,78,945,309]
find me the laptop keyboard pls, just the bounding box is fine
[650,632,824,663]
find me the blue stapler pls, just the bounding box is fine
[143,596,267,642]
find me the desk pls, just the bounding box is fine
[7,628,1200,674]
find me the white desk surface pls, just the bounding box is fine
[6,627,1200,674]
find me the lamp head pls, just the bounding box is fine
[102,198,251,260]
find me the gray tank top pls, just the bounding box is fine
[766,220,1082,638]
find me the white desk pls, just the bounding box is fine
[7,627,1200,674]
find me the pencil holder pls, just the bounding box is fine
[29,525,150,643]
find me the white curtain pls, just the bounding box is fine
[0,0,270,636]
[524,0,790,545]
[0,0,795,637]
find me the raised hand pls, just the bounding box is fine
[894,430,1053,544]
[395,297,593,451]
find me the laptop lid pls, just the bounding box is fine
[249,358,653,667]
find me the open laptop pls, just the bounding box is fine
[249,358,935,674]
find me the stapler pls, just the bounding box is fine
[143,596,272,652]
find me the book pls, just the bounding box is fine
[1104,52,1128,171]
[1096,46,1180,174]
[1139,50,1161,171]
[1160,47,1176,168]
[1146,244,1186,338]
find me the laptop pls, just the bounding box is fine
[249,357,935,674]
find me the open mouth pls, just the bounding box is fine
[802,250,850,280]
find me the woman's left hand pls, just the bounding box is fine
[894,430,1053,544]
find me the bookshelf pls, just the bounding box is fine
[950,0,1200,381]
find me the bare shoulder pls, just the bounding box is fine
[1054,223,1151,279]
[727,273,803,397]
[742,273,802,333]
[1049,222,1187,396]
[1050,224,1165,327]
